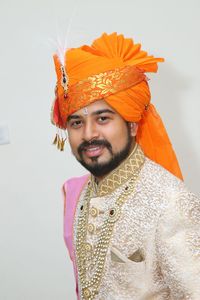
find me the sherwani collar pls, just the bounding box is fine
[90,143,145,197]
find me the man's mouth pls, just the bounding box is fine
[78,139,112,160]
[83,145,104,158]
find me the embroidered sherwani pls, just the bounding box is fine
[70,145,200,300]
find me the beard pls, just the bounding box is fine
[76,128,133,177]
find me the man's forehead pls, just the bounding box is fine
[70,99,114,117]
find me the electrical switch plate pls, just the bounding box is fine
[0,125,10,145]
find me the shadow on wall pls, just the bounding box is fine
[0,125,10,145]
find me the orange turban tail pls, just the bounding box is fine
[104,82,182,180]
[52,32,183,180]
[136,104,182,179]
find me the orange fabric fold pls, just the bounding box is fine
[136,104,182,179]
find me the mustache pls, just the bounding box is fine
[78,139,112,156]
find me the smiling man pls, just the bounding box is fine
[67,100,137,179]
[51,33,200,300]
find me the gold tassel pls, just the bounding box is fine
[57,135,61,150]
[60,138,66,151]
[52,129,67,151]
[52,134,58,145]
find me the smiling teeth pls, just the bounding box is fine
[87,147,100,151]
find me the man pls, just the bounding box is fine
[51,33,200,299]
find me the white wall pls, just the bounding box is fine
[0,0,200,299]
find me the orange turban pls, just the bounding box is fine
[51,32,183,180]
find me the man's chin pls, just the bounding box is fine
[80,151,111,165]
[78,156,110,169]
[77,155,121,177]
[78,161,110,177]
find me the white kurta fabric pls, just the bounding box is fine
[74,154,200,299]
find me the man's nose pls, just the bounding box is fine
[82,121,99,142]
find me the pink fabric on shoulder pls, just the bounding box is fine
[62,174,89,300]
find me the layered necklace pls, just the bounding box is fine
[75,146,145,300]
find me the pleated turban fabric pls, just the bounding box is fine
[51,32,183,180]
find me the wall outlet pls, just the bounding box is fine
[0,125,10,145]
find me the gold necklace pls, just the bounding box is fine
[75,161,144,300]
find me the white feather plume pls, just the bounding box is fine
[52,0,79,66]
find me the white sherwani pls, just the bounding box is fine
[73,145,200,299]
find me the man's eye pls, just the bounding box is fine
[98,116,109,123]
[71,120,82,128]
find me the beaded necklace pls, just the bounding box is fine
[75,154,144,300]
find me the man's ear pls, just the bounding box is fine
[129,122,138,137]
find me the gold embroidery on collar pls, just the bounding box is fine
[90,143,145,197]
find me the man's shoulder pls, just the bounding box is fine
[141,157,185,196]
[62,174,90,213]
[63,174,90,192]
[65,174,90,184]
[141,158,200,221]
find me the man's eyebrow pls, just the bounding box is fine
[67,115,81,122]
[92,109,115,116]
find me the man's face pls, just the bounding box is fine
[67,100,137,178]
